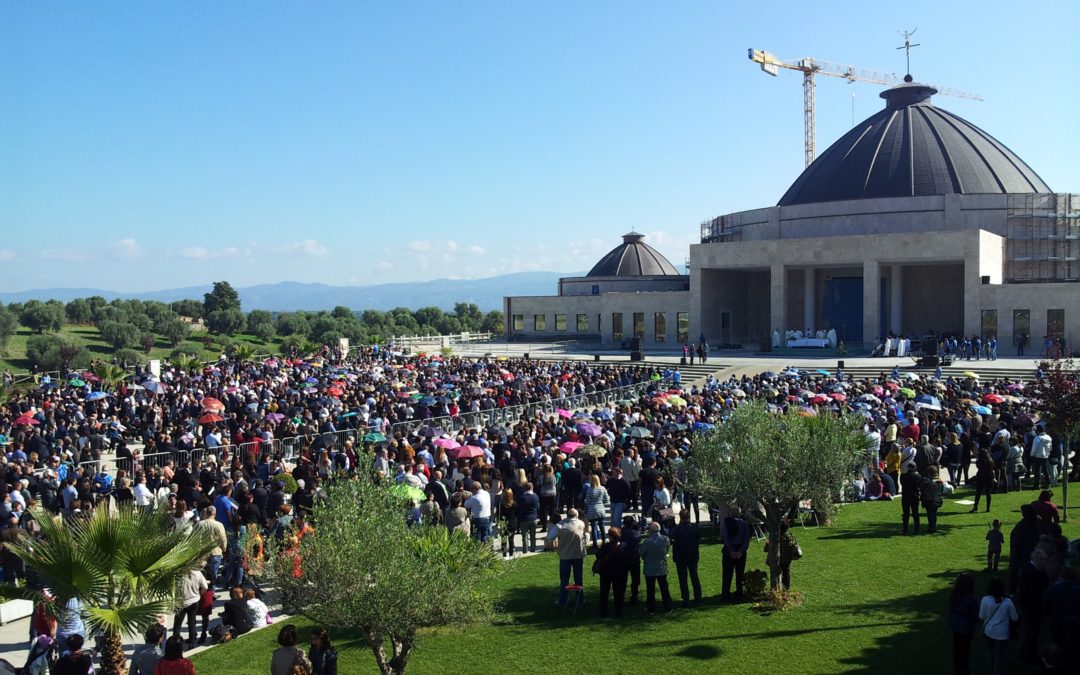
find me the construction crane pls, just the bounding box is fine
[748,48,983,167]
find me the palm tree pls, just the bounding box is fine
[171,353,203,376]
[6,506,216,675]
[91,362,127,391]
[231,342,257,364]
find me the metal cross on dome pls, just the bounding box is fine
[897,28,921,77]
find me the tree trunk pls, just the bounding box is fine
[101,630,127,675]
[1062,434,1070,523]
[365,630,392,675]
[389,635,414,675]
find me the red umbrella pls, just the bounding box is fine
[13,415,39,426]
[829,393,847,402]
[810,394,829,405]
[201,397,225,412]
[449,445,484,459]
[983,393,1006,404]
[327,387,344,397]
[198,413,224,424]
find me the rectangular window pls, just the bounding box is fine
[576,314,589,331]
[512,314,524,331]
[980,309,997,340]
[612,313,623,341]
[654,312,667,343]
[591,285,600,295]
[554,314,567,331]
[633,312,645,339]
[677,312,689,343]
[1047,309,1065,340]
[1013,309,1030,347]
[534,314,546,331]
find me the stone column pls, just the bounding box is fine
[803,267,815,333]
[771,261,786,337]
[890,264,903,336]
[863,260,880,345]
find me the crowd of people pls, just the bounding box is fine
[1,345,1079,672]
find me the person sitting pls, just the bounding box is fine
[865,472,886,500]
[221,586,255,636]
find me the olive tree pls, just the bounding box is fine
[686,402,869,590]
[271,477,502,675]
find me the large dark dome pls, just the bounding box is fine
[778,80,1051,207]
[586,232,682,277]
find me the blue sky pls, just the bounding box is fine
[1,1,1076,292]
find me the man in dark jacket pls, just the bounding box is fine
[516,483,541,553]
[620,516,642,604]
[606,468,631,526]
[561,460,584,512]
[899,465,921,534]
[669,511,702,607]
[1009,505,1041,593]
[1015,549,1049,664]
[220,586,255,636]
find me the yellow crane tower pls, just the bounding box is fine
[748,45,983,167]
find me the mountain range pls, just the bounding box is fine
[0,271,576,313]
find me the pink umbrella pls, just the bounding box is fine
[829,393,847,402]
[576,423,603,437]
[265,412,286,423]
[433,438,460,449]
[449,445,484,459]
[556,409,572,419]
[13,415,39,426]
[560,441,584,454]
[872,385,884,395]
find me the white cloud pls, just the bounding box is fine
[179,246,212,260]
[42,248,94,262]
[178,245,248,260]
[277,239,330,258]
[406,240,433,253]
[467,245,486,256]
[376,261,393,270]
[108,238,144,260]
[445,240,459,253]
[0,249,15,262]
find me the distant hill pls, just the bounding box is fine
[0,271,576,312]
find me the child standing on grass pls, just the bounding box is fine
[986,520,1004,571]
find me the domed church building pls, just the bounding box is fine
[690,77,1078,351]
[504,232,691,348]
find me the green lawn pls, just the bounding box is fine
[191,487,1078,674]
[1,325,279,374]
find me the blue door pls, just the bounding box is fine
[823,277,863,343]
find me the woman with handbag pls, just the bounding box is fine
[977,576,1017,675]
[584,474,611,548]
[651,476,674,529]
[271,624,312,675]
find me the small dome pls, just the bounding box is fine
[778,79,1051,207]
[586,232,682,277]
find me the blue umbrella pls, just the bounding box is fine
[815,369,831,376]
[142,381,165,394]
[419,396,437,406]
[85,391,109,401]
[593,410,614,421]
[305,377,319,384]
[692,422,715,431]
[914,394,941,407]
[973,405,992,415]
[761,371,777,379]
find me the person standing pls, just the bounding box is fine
[978,577,1018,675]
[583,474,610,548]
[670,511,702,607]
[464,483,492,544]
[900,465,921,534]
[919,467,942,533]
[720,513,750,602]
[620,517,642,605]
[130,624,166,675]
[1029,425,1053,490]
[606,467,631,527]
[308,628,339,675]
[596,527,626,618]
[970,448,996,514]
[1015,549,1049,665]
[172,568,207,648]
[549,509,586,608]
[948,572,979,675]
[639,522,673,613]
[271,624,312,675]
[619,450,641,513]
[516,483,540,554]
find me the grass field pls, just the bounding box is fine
[0,325,279,374]
[190,487,1078,675]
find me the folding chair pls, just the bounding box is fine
[563,584,583,616]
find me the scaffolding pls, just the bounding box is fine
[1005,193,1080,283]
[700,212,745,243]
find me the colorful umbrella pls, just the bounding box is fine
[962,371,980,379]
[85,391,109,401]
[201,397,225,412]
[576,444,607,458]
[973,405,992,415]
[13,415,39,426]
[898,387,917,398]
[265,412,286,423]
[363,432,387,443]
[983,393,1005,404]
[575,423,603,437]
[449,445,484,459]
[68,378,86,387]
[556,409,572,419]
[199,413,224,424]
[559,441,584,454]
[433,438,460,449]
